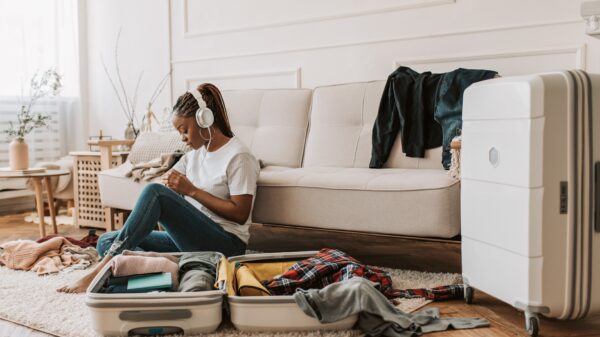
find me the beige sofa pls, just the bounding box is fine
[98,81,460,239]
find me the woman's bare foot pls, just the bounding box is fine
[57,255,112,294]
[56,271,97,293]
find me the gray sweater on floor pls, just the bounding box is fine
[293,277,489,337]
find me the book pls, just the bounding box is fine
[0,167,46,175]
[127,272,172,292]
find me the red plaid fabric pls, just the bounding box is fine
[396,284,465,301]
[261,248,400,299]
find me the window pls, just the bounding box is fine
[0,0,81,171]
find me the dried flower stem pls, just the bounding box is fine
[148,70,172,109]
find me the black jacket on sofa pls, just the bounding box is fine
[369,67,497,169]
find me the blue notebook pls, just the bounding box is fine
[127,272,172,292]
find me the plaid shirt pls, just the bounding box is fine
[397,284,465,301]
[261,248,400,299]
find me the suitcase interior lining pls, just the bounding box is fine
[89,253,303,297]
[219,257,300,296]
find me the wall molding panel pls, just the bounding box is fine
[171,18,582,65]
[182,0,456,38]
[184,68,301,91]
[394,44,588,71]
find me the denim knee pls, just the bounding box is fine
[143,182,168,195]
[97,231,119,257]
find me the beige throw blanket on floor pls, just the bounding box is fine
[125,153,180,182]
[0,237,99,275]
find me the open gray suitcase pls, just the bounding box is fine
[225,251,357,332]
[85,251,357,336]
[461,70,600,337]
[85,252,226,336]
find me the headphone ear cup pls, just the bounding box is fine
[196,107,214,128]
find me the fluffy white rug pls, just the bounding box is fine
[0,265,461,337]
[24,213,75,226]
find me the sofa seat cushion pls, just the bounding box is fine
[253,166,460,238]
[98,162,160,210]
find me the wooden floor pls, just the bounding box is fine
[1,213,599,337]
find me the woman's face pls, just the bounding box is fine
[172,115,210,150]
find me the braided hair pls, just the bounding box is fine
[172,83,234,137]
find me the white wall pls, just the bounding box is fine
[83,0,171,140]
[84,0,599,137]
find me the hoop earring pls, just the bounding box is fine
[198,127,210,141]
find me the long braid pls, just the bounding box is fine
[197,83,234,137]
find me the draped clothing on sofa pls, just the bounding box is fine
[370,67,497,169]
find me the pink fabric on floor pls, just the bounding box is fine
[111,255,179,289]
[0,237,98,275]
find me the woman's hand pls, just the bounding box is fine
[163,170,197,196]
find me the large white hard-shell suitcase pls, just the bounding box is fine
[223,251,358,332]
[85,252,226,336]
[461,70,600,337]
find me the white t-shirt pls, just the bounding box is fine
[172,136,260,244]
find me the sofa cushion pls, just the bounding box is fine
[222,89,312,168]
[98,162,157,210]
[127,131,188,165]
[252,166,460,238]
[302,81,443,169]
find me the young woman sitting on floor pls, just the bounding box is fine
[58,83,260,293]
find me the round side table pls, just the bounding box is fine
[0,169,70,238]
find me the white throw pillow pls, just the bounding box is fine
[127,131,188,165]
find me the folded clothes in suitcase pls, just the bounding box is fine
[461,70,600,337]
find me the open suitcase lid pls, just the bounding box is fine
[85,252,226,307]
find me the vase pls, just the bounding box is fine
[124,122,138,140]
[9,137,29,170]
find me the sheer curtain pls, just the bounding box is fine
[0,0,83,168]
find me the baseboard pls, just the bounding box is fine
[255,222,461,244]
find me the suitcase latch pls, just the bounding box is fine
[560,181,568,214]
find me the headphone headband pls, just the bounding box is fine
[189,90,206,108]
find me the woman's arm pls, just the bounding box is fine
[164,170,253,225]
[190,189,253,225]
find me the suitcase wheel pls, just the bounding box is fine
[464,286,474,304]
[525,312,540,337]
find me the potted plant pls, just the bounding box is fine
[4,69,62,170]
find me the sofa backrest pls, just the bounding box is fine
[222,89,312,168]
[302,81,443,169]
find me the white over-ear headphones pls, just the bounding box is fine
[189,90,214,128]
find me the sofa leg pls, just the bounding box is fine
[104,207,116,232]
[67,199,75,217]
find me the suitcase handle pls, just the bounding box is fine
[119,309,191,322]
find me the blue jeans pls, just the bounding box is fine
[97,183,247,258]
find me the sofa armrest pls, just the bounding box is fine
[87,139,135,170]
